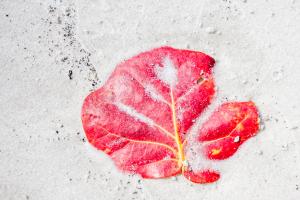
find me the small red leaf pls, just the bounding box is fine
[81,47,261,184]
[198,102,260,160]
[183,168,220,184]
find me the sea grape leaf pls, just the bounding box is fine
[198,102,260,160]
[81,46,260,184]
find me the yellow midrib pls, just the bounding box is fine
[170,88,185,167]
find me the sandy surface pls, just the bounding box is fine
[1,0,300,199]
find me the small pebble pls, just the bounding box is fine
[205,27,217,34]
[68,70,73,80]
[234,136,240,143]
[260,124,265,131]
[199,22,203,28]
[291,126,298,130]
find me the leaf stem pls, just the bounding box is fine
[170,88,185,167]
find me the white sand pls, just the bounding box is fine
[155,57,178,87]
[0,0,300,199]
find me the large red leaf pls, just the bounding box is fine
[81,46,260,184]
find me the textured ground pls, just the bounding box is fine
[0,0,300,199]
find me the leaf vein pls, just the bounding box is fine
[97,125,178,156]
[201,115,249,145]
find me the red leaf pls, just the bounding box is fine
[81,46,260,184]
[183,168,220,184]
[198,102,260,160]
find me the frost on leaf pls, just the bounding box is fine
[81,46,260,184]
